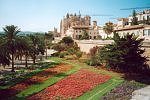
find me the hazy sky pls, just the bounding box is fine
[0,0,150,32]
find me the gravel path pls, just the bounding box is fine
[131,85,150,100]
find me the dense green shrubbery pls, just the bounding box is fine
[86,46,101,66]
[59,52,65,58]
[87,32,149,73]
[98,33,148,73]
[75,51,83,60]
[51,36,82,60]
[86,56,100,66]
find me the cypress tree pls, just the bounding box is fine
[131,10,138,25]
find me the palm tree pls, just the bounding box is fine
[16,35,29,68]
[28,34,45,64]
[28,34,38,64]
[0,42,10,68]
[103,22,114,38]
[0,34,9,68]
[2,25,27,72]
[44,32,53,59]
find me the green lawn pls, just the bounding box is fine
[49,57,124,100]
[77,78,124,100]
[15,58,82,99]
[11,57,124,100]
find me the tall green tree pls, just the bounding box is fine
[98,32,147,73]
[20,35,31,68]
[0,41,10,67]
[1,25,27,72]
[44,32,54,59]
[103,22,114,38]
[131,10,138,25]
[28,34,45,64]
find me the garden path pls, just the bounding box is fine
[131,85,150,100]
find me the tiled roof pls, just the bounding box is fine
[115,25,144,31]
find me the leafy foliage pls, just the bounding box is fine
[52,36,82,60]
[27,34,45,64]
[44,32,54,58]
[52,43,66,53]
[60,36,74,46]
[103,22,114,37]
[0,25,28,72]
[98,32,148,72]
[89,46,99,57]
[0,25,48,70]
[86,46,101,66]
[75,51,83,60]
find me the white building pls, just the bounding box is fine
[98,27,114,39]
[115,25,150,40]
[128,10,150,26]
[114,9,150,40]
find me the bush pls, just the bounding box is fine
[67,48,75,55]
[60,36,74,46]
[51,43,65,52]
[86,46,101,66]
[86,56,101,66]
[75,51,83,60]
[89,46,99,57]
[52,37,82,60]
[59,52,65,58]
[51,52,60,57]
[98,32,148,73]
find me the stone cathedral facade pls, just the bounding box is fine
[60,13,99,40]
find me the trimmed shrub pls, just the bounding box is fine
[59,52,65,58]
[75,51,83,60]
[86,46,101,66]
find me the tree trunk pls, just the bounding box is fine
[33,54,36,64]
[25,54,28,68]
[45,47,47,59]
[45,40,48,59]
[11,54,15,72]
[20,54,23,64]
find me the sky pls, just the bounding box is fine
[0,0,150,32]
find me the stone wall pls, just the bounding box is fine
[75,40,113,53]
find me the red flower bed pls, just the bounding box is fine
[10,64,73,91]
[28,69,111,100]
[0,64,73,99]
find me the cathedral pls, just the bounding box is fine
[60,13,99,39]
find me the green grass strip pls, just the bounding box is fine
[15,57,123,100]
[76,78,124,100]
[15,62,82,99]
[49,57,123,78]
[50,57,125,100]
